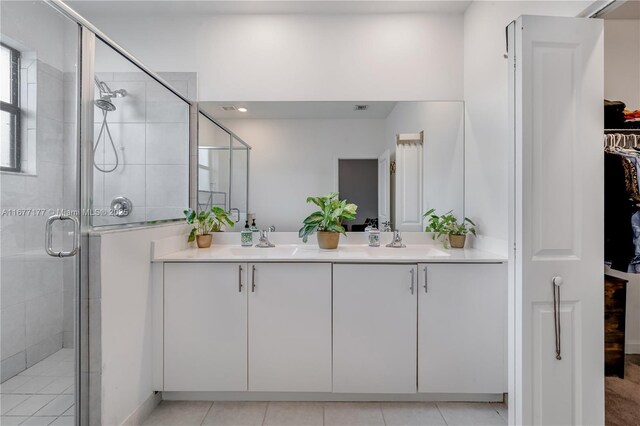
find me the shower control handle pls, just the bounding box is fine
[45,214,80,258]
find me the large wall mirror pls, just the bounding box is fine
[198,101,464,232]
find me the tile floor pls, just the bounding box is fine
[142,400,508,426]
[0,349,75,426]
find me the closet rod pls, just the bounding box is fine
[605,129,640,134]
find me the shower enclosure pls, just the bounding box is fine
[198,110,250,228]
[0,1,195,424]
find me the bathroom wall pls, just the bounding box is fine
[91,71,195,226]
[219,118,387,231]
[63,8,465,102]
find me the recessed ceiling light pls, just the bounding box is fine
[237,107,248,112]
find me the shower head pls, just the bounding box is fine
[95,97,116,112]
[94,77,127,111]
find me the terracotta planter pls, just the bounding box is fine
[317,231,340,249]
[196,234,213,248]
[449,234,466,249]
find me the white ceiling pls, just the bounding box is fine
[200,101,399,119]
[602,0,640,19]
[67,0,472,17]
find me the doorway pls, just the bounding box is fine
[337,159,378,231]
[597,1,640,424]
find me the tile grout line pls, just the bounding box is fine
[379,402,387,426]
[199,401,214,426]
[435,402,449,426]
[261,401,269,426]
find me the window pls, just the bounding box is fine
[1,43,20,172]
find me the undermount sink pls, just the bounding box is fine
[225,244,450,259]
[228,245,298,257]
[317,244,451,258]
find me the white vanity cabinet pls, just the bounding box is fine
[157,256,507,398]
[248,263,332,392]
[163,263,248,391]
[333,264,418,393]
[417,263,507,393]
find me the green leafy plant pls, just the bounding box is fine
[423,209,476,239]
[298,193,358,243]
[184,207,234,242]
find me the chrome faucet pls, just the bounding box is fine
[255,229,275,248]
[380,221,392,232]
[385,229,406,248]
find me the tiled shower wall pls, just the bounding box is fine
[92,72,195,226]
[0,60,70,382]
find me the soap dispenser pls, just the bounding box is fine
[250,219,258,233]
[241,220,253,246]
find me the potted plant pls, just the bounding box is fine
[299,193,358,249]
[423,209,476,249]
[184,207,234,248]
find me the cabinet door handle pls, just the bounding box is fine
[251,265,256,292]
[423,267,428,293]
[238,265,243,292]
[410,269,415,295]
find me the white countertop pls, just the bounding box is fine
[153,243,506,263]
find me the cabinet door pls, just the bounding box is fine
[248,263,332,392]
[333,264,418,393]
[164,263,247,391]
[418,263,506,393]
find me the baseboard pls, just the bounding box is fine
[161,391,504,403]
[121,391,162,426]
[626,340,640,354]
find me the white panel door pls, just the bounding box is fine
[164,263,247,391]
[333,264,417,393]
[395,142,423,231]
[248,263,332,392]
[378,149,391,226]
[418,263,507,393]
[511,16,604,426]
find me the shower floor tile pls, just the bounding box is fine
[0,349,75,426]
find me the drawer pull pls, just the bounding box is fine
[424,267,428,293]
[410,269,415,295]
[252,265,256,292]
[238,265,243,292]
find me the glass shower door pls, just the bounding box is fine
[230,137,249,228]
[0,1,80,424]
[198,112,231,212]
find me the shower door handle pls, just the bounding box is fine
[230,208,240,223]
[45,214,80,258]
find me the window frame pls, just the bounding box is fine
[1,42,21,173]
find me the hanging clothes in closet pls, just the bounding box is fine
[605,133,640,272]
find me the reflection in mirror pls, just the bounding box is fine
[198,112,231,212]
[198,112,251,230]
[199,101,464,232]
